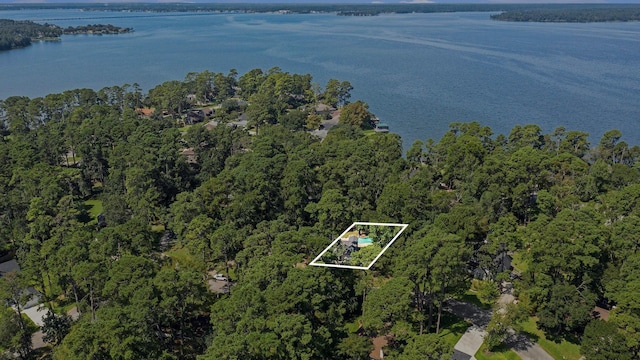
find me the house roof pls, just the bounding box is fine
[315,103,335,112]
[0,259,20,275]
[136,108,155,116]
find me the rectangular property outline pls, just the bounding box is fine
[309,222,408,270]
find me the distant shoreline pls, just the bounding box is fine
[2,3,639,21]
[491,8,640,23]
[3,4,639,24]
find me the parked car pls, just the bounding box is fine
[213,273,228,281]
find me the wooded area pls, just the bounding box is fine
[62,24,133,35]
[1,68,639,359]
[0,19,61,51]
[0,19,131,51]
[491,7,640,23]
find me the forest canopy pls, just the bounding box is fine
[491,7,640,22]
[0,69,639,359]
[0,19,61,50]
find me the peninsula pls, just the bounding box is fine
[62,24,133,35]
[0,19,132,51]
[491,7,640,23]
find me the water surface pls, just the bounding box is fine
[1,10,639,146]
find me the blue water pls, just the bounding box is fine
[1,10,639,147]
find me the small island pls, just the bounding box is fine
[0,19,133,51]
[63,24,133,35]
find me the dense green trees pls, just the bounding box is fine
[491,7,640,22]
[0,19,62,50]
[0,19,131,51]
[0,272,36,359]
[1,69,639,359]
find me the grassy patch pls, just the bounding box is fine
[511,251,528,273]
[438,312,471,348]
[164,245,206,271]
[84,199,103,221]
[59,300,79,315]
[344,317,362,334]
[475,342,522,360]
[21,312,37,329]
[520,317,582,360]
[459,290,494,310]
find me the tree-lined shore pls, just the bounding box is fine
[0,19,131,51]
[491,7,640,23]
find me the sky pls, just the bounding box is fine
[3,0,640,3]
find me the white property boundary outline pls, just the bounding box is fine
[309,222,409,270]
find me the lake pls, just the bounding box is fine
[1,10,639,147]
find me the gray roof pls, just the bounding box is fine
[0,259,20,275]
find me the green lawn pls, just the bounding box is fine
[84,199,103,221]
[344,317,362,334]
[178,125,192,132]
[439,312,472,348]
[521,317,582,360]
[475,342,522,360]
[459,290,494,310]
[511,251,528,273]
[163,245,206,271]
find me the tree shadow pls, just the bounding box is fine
[76,202,93,223]
[506,332,539,352]
[440,311,472,335]
[522,330,540,343]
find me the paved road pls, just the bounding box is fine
[505,333,554,360]
[22,305,47,327]
[447,300,487,360]
[22,305,81,350]
[453,325,485,360]
[447,299,492,327]
[447,295,554,360]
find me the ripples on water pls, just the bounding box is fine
[1,10,639,147]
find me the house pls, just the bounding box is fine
[315,103,335,116]
[135,107,155,117]
[494,252,512,274]
[202,108,214,117]
[374,123,390,133]
[0,258,42,309]
[180,148,197,164]
[341,243,359,262]
[470,252,513,280]
[185,110,205,124]
[0,259,20,277]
